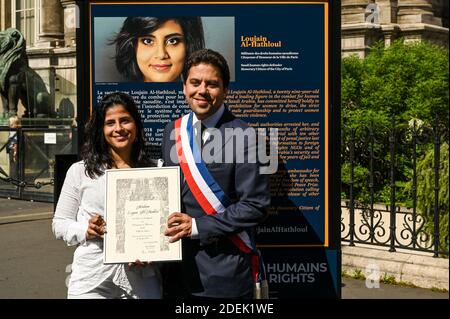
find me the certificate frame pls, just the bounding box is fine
[103,166,181,263]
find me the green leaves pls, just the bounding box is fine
[413,143,449,251]
[341,40,449,220]
[342,39,449,127]
[341,40,449,251]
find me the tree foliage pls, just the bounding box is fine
[341,39,449,252]
[341,40,449,203]
[413,143,449,252]
[342,40,449,128]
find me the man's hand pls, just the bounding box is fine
[164,212,192,243]
[86,214,106,240]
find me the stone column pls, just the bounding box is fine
[36,0,64,48]
[377,1,400,47]
[397,0,448,46]
[377,0,398,24]
[60,0,77,47]
[397,0,441,26]
[342,0,372,24]
[342,0,383,57]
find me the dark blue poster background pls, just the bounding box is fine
[89,1,338,298]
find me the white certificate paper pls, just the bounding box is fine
[103,166,181,263]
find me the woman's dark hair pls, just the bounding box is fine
[111,17,204,81]
[183,48,230,88]
[81,92,148,178]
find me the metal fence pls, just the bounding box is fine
[341,115,449,257]
[0,126,77,202]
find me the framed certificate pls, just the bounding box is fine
[103,166,181,263]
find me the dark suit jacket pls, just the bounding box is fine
[161,108,270,298]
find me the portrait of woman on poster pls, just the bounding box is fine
[111,17,205,82]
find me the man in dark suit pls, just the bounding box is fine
[162,49,270,299]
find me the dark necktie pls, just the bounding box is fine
[200,123,206,149]
[195,121,205,150]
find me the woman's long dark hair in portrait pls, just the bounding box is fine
[81,92,149,178]
[111,17,205,81]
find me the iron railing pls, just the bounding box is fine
[0,126,77,202]
[341,115,449,257]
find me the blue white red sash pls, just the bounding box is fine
[175,113,266,275]
[175,113,268,289]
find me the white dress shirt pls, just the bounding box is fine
[52,161,160,297]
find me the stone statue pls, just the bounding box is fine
[0,28,54,118]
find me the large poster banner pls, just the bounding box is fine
[85,0,339,298]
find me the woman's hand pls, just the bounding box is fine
[86,214,106,240]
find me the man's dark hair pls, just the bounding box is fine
[81,92,149,178]
[183,49,230,88]
[111,17,205,81]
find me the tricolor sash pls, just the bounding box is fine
[175,113,267,290]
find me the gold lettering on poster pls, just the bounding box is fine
[227,89,320,118]
[271,168,320,198]
[250,121,320,161]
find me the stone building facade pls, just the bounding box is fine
[0,0,77,120]
[342,0,448,57]
[2,1,448,112]
[0,0,77,202]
